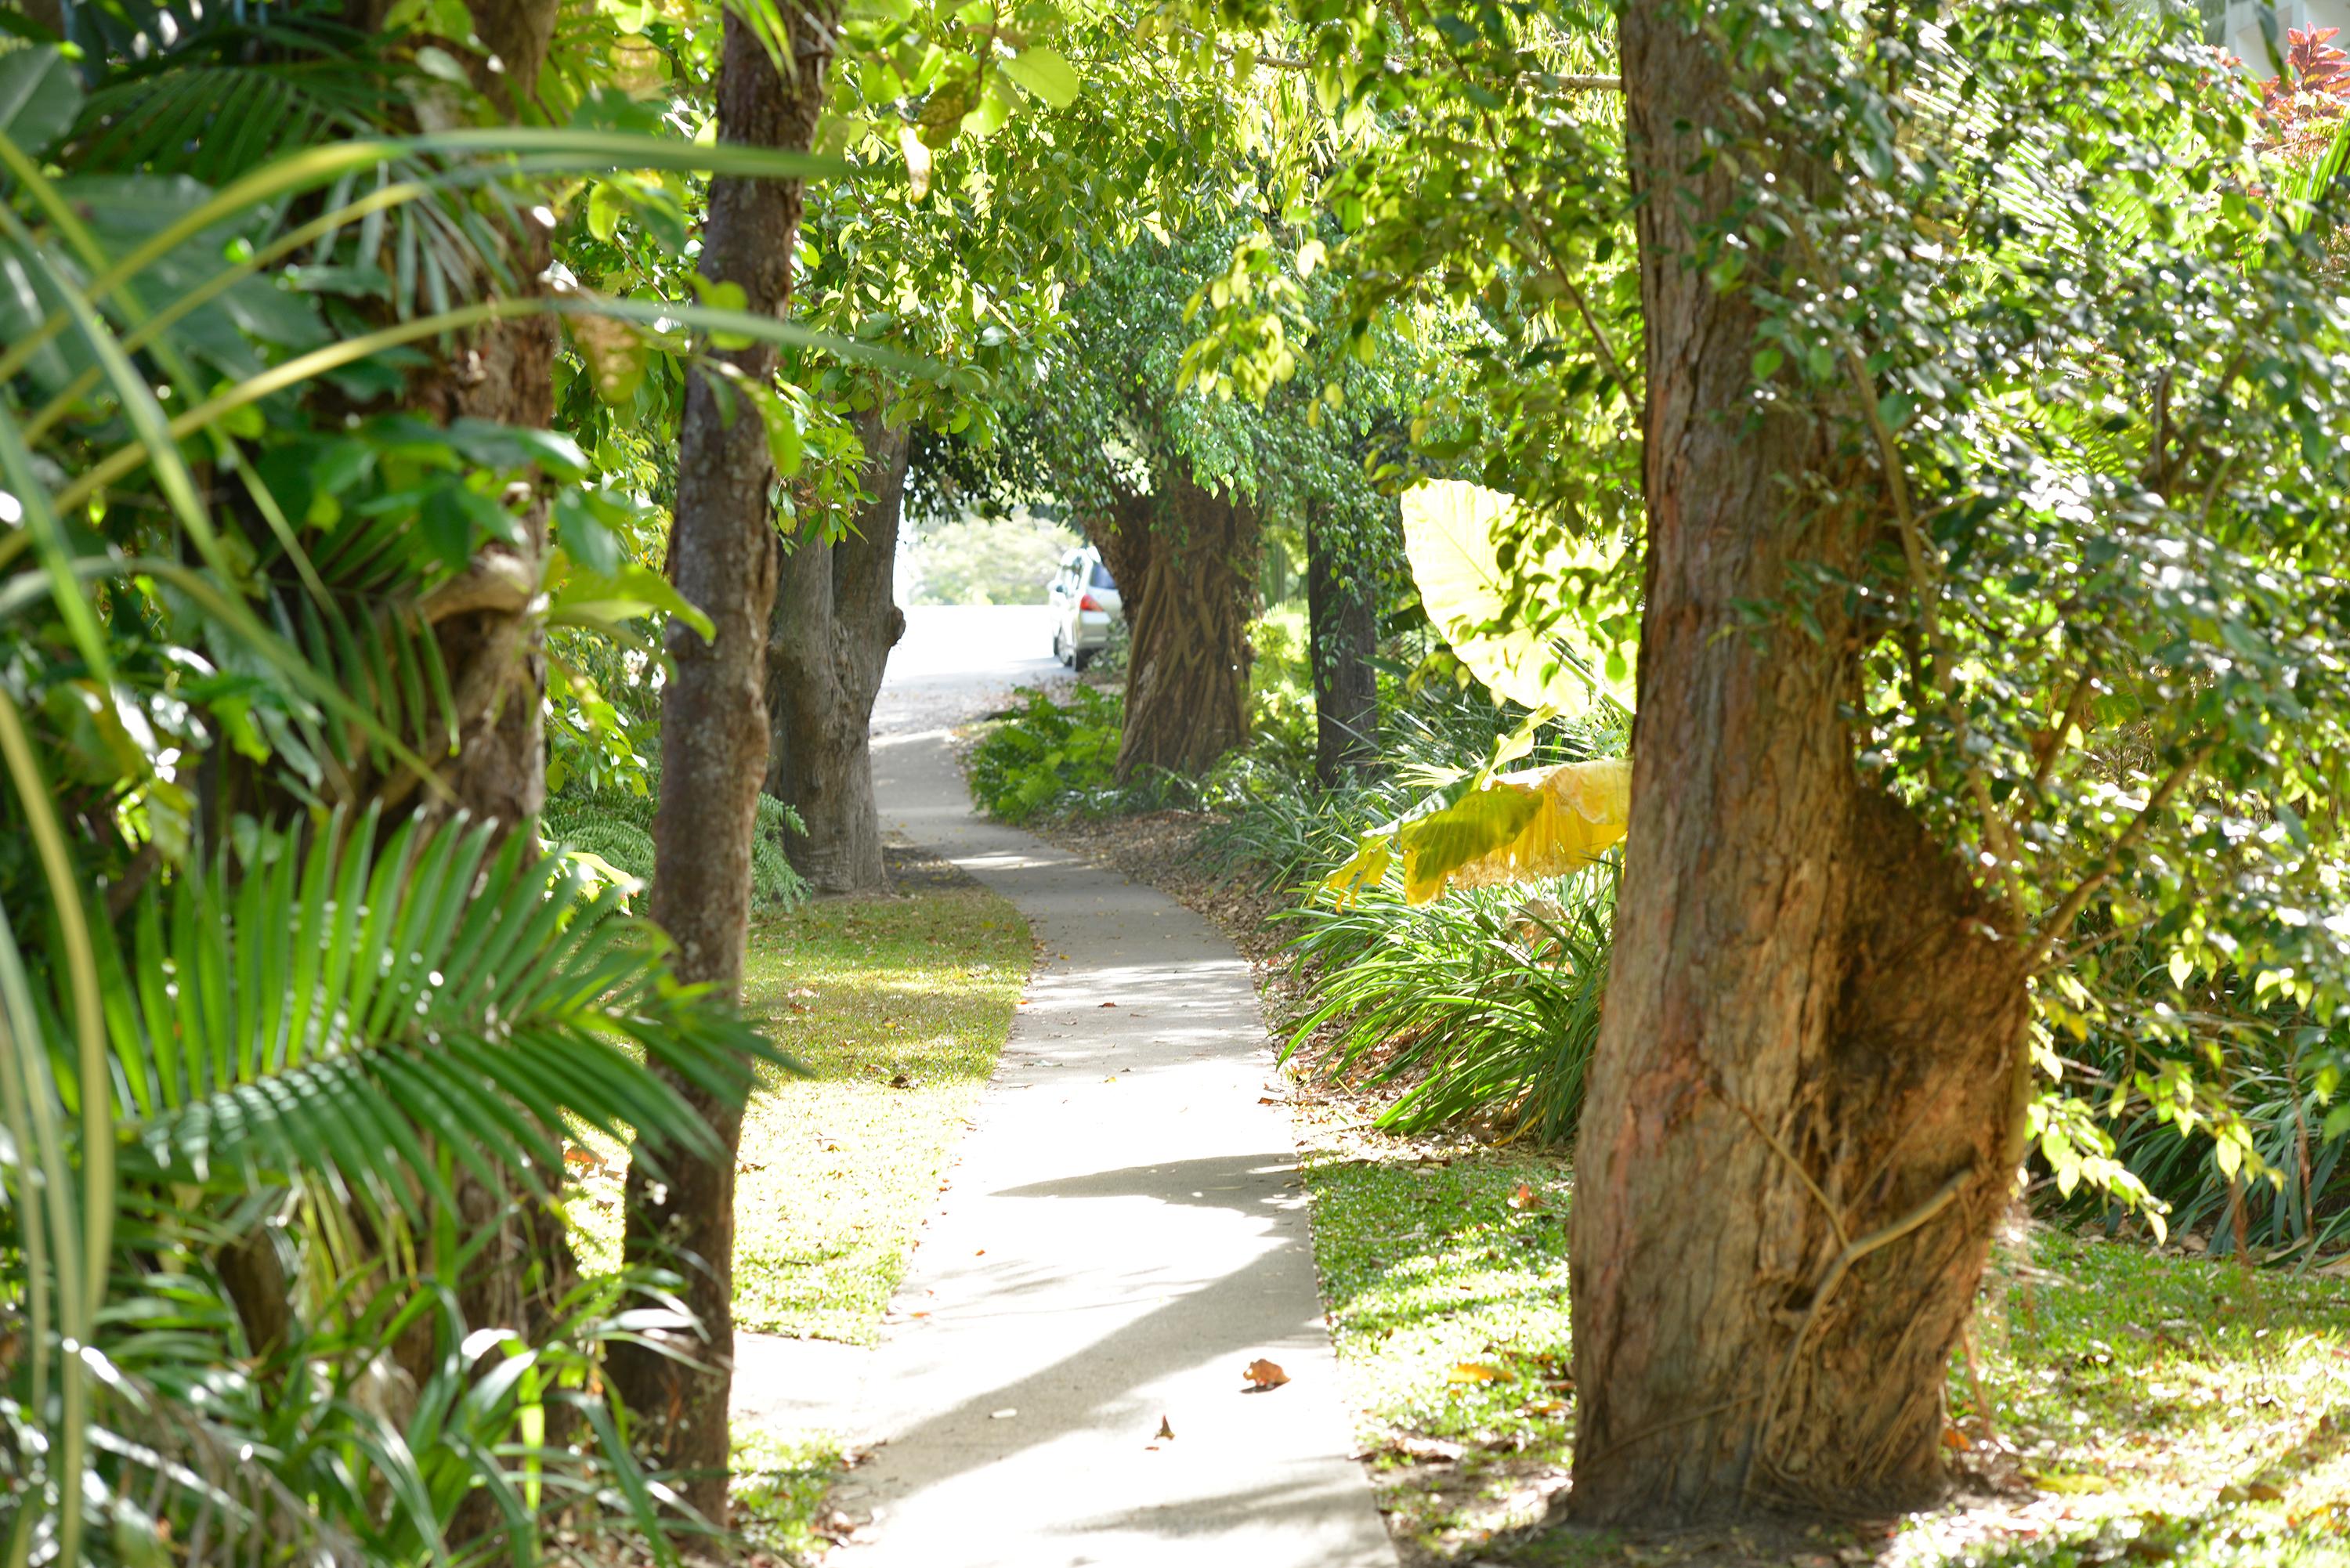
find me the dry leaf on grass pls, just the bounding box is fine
[1448,1361,1513,1383]
[1508,1182,1543,1211]
[1243,1358,1290,1389]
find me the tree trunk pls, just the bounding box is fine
[1112,470,1256,782]
[610,1,834,1525]
[1564,0,2034,1525]
[762,407,912,895]
[1305,498,1379,786]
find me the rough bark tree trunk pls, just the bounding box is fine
[1305,498,1379,786]
[1564,0,2034,1524]
[762,407,912,895]
[609,1,834,1525]
[1110,469,1256,782]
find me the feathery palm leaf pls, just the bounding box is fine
[93,810,783,1216]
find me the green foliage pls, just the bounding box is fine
[966,685,1125,822]
[544,787,812,916]
[1286,869,1613,1145]
[0,21,874,1558]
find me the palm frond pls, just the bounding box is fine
[93,811,782,1217]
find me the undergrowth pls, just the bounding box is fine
[543,785,812,913]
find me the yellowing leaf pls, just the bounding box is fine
[1448,1361,1513,1383]
[898,123,933,199]
[1404,758,1631,905]
[1323,757,1630,907]
[1321,833,1391,906]
[1401,481,1631,714]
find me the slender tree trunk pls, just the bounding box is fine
[1112,470,1256,782]
[610,2,834,1524]
[763,408,912,894]
[1564,1,2033,1523]
[1305,498,1379,786]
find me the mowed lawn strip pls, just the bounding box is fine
[572,880,1029,1343]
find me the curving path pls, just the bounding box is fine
[734,605,1395,1568]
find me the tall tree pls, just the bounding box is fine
[1304,497,1380,783]
[1110,466,1260,779]
[765,405,911,892]
[1202,0,2350,1526]
[1563,0,2030,1505]
[611,0,838,1519]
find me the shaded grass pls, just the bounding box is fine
[730,1431,850,1563]
[573,881,1030,1342]
[1303,1129,2350,1567]
[1301,1127,1578,1559]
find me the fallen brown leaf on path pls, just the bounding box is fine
[1100,1001,1119,1008]
[1243,1358,1290,1389]
[1155,1414,1175,1440]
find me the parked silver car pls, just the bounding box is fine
[1047,546,1120,669]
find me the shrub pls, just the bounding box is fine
[967,685,1126,822]
[1282,867,1615,1145]
[544,788,812,914]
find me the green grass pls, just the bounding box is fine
[1302,1129,2350,1567]
[730,1430,851,1561]
[1303,1134,1578,1558]
[573,881,1030,1341]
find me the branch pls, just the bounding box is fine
[1496,143,1633,392]
[2030,667,2098,792]
[1836,338,2022,910]
[418,550,537,623]
[2027,741,2214,970]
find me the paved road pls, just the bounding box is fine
[870,604,1060,738]
[732,605,1396,1568]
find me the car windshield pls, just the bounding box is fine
[1088,562,1116,590]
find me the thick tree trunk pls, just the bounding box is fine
[1564,0,2034,1523]
[1084,486,1157,631]
[762,408,912,895]
[1112,470,1256,782]
[1305,499,1379,786]
[610,2,833,1525]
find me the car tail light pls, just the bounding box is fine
[1079,593,1104,612]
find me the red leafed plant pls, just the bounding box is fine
[2258,27,2350,154]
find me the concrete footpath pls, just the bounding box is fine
[732,610,1396,1568]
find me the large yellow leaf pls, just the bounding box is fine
[1401,482,1633,714]
[1323,757,1632,906]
